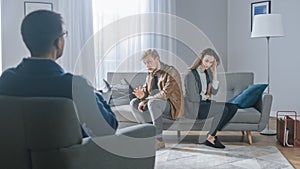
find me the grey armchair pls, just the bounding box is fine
[0,96,156,169]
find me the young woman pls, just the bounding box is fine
[184,48,238,148]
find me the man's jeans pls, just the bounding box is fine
[130,98,171,137]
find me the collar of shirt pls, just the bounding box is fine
[16,57,65,75]
[198,66,205,73]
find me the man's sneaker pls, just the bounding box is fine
[156,139,165,150]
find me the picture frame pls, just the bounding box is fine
[24,1,53,16]
[251,1,271,31]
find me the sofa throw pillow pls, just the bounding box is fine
[102,79,135,107]
[228,84,268,108]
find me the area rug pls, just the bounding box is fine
[155,144,294,169]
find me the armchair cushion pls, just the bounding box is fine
[228,84,268,108]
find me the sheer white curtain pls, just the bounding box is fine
[92,0,146,88]
[92,0,176,88]
[57,0,95,82]
[58,0,175,88]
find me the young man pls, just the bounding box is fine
[130,49,184,149]
[0,10,118,136]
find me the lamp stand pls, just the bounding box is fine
[260,36,276,135]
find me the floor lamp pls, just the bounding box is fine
[251,14,284,135]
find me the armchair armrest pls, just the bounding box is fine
[257,93,273,131]
[116,123,156,138]
[31,124,156,169]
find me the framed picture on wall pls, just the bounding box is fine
[24,1,53,16]
[251,1,271,31]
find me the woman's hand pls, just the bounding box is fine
[210,60,218,81]
[133,86,145,99]
[210,60,217,73]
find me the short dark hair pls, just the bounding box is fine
[21,10,63,57]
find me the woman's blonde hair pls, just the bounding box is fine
[188,48,220,70]
[141,49,160,60]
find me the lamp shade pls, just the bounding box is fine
[251,14,284,38]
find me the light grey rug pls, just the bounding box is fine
[155,144,294,169]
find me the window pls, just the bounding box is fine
[92,0,175,88]
[92,0,149,88]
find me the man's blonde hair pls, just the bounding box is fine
[141,49,160,60]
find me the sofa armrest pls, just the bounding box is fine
[31,125,156,169]
[256,93,273,131]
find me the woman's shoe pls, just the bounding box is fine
[204,139,225,149]
[204,140,217,148]
[214,136,225,148]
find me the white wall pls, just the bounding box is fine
[228,0,300,116]
[1,0,58,70]
[175,0,228,70]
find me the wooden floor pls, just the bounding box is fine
[163,117,300,169]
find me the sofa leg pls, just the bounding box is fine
[246,131,252,145]
[177,131,181,139]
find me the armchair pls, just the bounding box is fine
[0,96,156,169]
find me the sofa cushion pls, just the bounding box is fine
[229,108,261,123]
[103,79,135,106]
[228,84,268,108]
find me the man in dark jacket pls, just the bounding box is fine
[0,10,118,137]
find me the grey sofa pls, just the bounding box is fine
[0,96,156,169]
[107,72,273,144]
